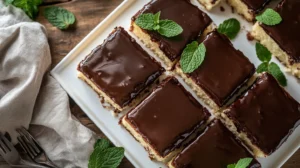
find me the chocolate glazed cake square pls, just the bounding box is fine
[77,27,164,113]
[169,120,261,168]
[121,77,211,162]
[176,31,255,112]
[131,0,213,70]
[221,73,300,157]
[251,0,300,78]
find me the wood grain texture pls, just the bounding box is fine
[37,0,299,167]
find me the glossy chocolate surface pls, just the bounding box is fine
[172,120,261,168]
[242,0,271,13]
[78,27,164,107]
[133,0,211,61]
[126,77,210,156]
[225,73,300,154]
[188,31,255,107]
[261,0,300,63]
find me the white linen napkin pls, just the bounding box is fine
[0,1,97,167]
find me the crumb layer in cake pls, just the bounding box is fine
[221,73,300,157]
[176,31,255,111]
[121,77,211,162]
[131,0,212,70]
[77,27,164,111]
[169,120,261,168]
[251,0,300,78]
[227,0,271,21]
[197,0,221,10]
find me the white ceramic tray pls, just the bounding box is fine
[51,0,300,167]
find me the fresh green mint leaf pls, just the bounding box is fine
[235,158,253,168]
[10,0,42,19]
[94,139,112,150]
[135,11,183,38]
[135,13,155,31]
[256,43,272,62]
[217,18,241,39]
[268,62,287,86]
[180,41,206,73]
[158,20,183,37]
[256,8,282,26]
[154,11,160,25]
[44,7,76,30]
[227,164,236,168]
[257,62,269,73]
[89,139,125,168]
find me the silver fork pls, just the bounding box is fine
[0,132,48,168]
[16,128,58,168]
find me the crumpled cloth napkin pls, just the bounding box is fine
[0,1,96,168]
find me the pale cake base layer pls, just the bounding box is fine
[251,23,300,78]
[227,0,254,21]
[131,22,175,70]
[131,22,216,70]
[220,110,267,157]
[175,66,220,112]
[197,0,221,10]
[78,71,124,112]
[121,116,180,163]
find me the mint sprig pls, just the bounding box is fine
[135,12,183,38]
[227,158,253,168]
[88,139,125,168]
[255,43,287,86]
[180,41,206,73]
[218,18,241,39]
[44,7,76,30]
[5,0,42,19]
[256,8,282,26]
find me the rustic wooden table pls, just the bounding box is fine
[37,0,299,167]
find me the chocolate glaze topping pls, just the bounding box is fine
[241,0,271,13]
[225,73,300,154]
[132,0,211,61]
[172,120,261,168]
[261,0,300,63]
[126,77,210,156]
[188,31,255,107]
[78,27,164,107]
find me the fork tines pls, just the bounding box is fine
[16,127,41,159]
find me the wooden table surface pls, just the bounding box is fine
[37,0,299,167]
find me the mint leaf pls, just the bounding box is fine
[218,18,241,39]
[135,13,155,31]
[154,11,160,25]
[227,164,236,168]
[180,41,206,73]
[158,20,183,37]
[235,158,253,168]
[256,8,282,26]
[256,43,272,62]
[89,139,125,168]
[268,62,287,86]
[94,139,112,150]
[135,11,183,38]
[10,0,42,19]
[44,7,76,30]
[257,62,269,73]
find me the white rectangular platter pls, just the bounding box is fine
[51,0,300,167]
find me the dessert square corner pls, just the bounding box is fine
[220,72,300,157]
[197,0,222,10]
[121,77,211,162]
[168,120,261,168]
[130,0,213,70]
[77,27,164,113]
[175,31,256,112]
